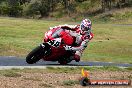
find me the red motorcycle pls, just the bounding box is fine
[26,27,75,64]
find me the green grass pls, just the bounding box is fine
[0,17,66,56]
[82,23,132,63]
[0,69,21,77]
[0,67,131,75]
[0,17,132,63]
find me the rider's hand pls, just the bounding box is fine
[64,45,73,51]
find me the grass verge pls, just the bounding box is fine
[0,66,131,74]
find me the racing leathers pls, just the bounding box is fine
[45,24,94,62]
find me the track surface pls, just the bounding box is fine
[0,56,132,67]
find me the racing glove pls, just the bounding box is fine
[64,45,73,51]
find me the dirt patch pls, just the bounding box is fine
[0,70,131,88]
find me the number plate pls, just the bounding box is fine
[47,38,61,47]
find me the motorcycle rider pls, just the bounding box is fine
[45,19,93,62]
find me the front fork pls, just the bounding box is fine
[40,43,51,56]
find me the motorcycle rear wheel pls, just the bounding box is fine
[58,57,72,65]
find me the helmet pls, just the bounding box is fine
[80,19,92,34]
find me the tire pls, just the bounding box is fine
[26,46,43,64]
[58,57,72,65]
[58,60,67,65]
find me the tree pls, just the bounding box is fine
[0,1,8,15]
[7,0,23,17]
[24,0,51,18]
[19,0,31,5]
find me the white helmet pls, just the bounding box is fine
[80,19,92,34]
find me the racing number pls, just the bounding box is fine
[48,38,61,47]
[53,40,60,47]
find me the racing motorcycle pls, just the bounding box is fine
[26,27,75,65]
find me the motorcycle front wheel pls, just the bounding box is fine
[26,46,43,64]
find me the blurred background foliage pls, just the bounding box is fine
[0,0,132,21]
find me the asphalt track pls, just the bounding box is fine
[0,56,132,68]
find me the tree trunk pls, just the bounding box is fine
[101,0,105,12]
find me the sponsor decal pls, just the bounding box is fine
[79,68,131,86]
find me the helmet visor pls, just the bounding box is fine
[81,24,91,31]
